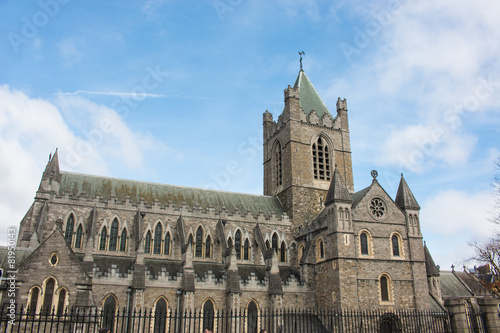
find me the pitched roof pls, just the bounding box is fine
[440,271,474,298]
[351,184,372,208]
[58,172,284,217]
[325,169,352,205]
[293,70,332,119]
[395,174,420,210]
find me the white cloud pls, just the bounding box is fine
[277,0,321,21]
[420,189,496,268]
[0,85,169,243]
[379,124,477,172]
[142,0,167,21]
[59,90,166,98]
[58,37,84,67]
[355,0,500,170]
[421,189,495,237]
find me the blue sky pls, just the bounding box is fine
[1,0,499,269]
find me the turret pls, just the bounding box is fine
[325,168,353,235]
[424,243,443,303]
[336,98,349,131]
[283,85,301,122]
[395,174,421,237]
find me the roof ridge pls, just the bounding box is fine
[60,171,275,199]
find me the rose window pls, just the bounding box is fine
[369,198,386,219]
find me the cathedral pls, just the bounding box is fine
[8,68,441,318]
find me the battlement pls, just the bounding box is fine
[284,85,300,100]
[263,108,343,142]
[336,97,347,111]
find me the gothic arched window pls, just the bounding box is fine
[65,215,75,245]
[298,244,305,262]
[28,287,40,314]
[380,275,391,302]
[235,230,242,260]
[42,278,55,314]
[145,231,152,254]
[312,137,331,181]
[99,227,107,251]
[316,238,325,260]
[243,239,250,260]
[205,235,211,258]
[275,141,282,187]
[109,219,119,251]
[280,241,286,262]
[74,224,83,249]
[345,209,350,229]
[120,229,127,252]
[195,227,203,257]
[57,289,67,315]
[360,232,369,255]
[164,232,171,255]
[272,233,278,254]
[154,223,162,254]
[392,234,400,257]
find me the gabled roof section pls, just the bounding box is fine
[293,70,332,119]
[17,228,91,279]
[351,184,373,208]
[325,169,352,206]
[395,174,420,210]
[59,172,284,217]
[424,244,440,277]
[440,271,474,298]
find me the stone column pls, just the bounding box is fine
[445,299,469,332]
[478,297,500,332]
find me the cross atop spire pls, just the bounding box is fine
[298,51,305,71]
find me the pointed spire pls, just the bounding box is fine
[424,243,440,277]
[41,149,61,183]
[292,70,332,119]
[395,174,420,210]
[325,168,352,206]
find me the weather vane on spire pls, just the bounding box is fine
[298,51,305,71]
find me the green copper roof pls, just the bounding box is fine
[59,172,283,217]
[293,70,332,119]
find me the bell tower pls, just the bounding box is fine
[263,69,354,229]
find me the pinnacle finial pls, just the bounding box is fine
[298,51,305,71]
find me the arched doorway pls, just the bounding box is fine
[103,296,117,332]
[202,299,215,331]
[379,313,401,333]
[247,301,258,333]
[154,298,167,333]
